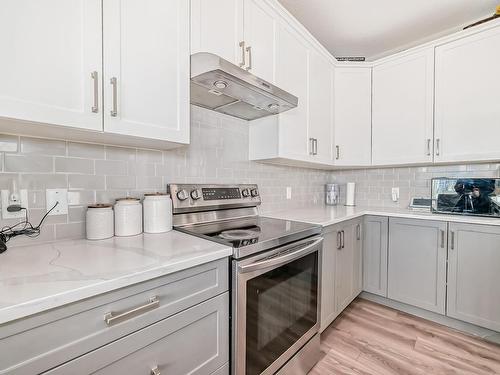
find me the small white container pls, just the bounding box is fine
[86,204,114,240]
[143,193,172,234]
[345,182,356,206]
[114,197,142,237]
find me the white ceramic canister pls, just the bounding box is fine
[114,197,143,237]
[86,204,114,240]
[143,193,172,234]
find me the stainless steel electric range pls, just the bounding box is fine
[168,184,323,375]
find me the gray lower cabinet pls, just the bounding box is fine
[0,259,229,375]
[320,218,362,332]
[447,223,500,331]
[387,218,447,314]
[45,292,229,374]
[335,218,363,314]
[362,216,388,297]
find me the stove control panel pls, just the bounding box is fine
[168,184,261,213]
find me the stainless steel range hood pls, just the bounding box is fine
[190,52,298,121]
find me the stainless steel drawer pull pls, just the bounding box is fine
[341,230,345,249]
[246,45,252,71]
[336,231,342,249]
[426,138,431,156]
[91,71,99,113]
[440,229,445,248]
[239,41,246,68]
[309,138,315,155]
[336,145,340,160]
[450,231,455,250]
[356,224,361,240]
[104,296,159,326]
[435,138,440,156]
[110,77,118,117]
[313,138,318,155]
[151,366,161,375]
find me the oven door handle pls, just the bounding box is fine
[238,237,323,274]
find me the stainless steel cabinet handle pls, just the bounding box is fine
[426,138,431,156]
[91,71,99,113]
[151,367,161,375]
[314,139,318,155]
[450,231,455,250]
[245,45,252,71]
[440,229,445,248]
[341,230,345,249]
[239,41,246,68]
[110,77,118,117]
[435,138,440,156]
[356,224,361,241]
[336,231,342,249]
[104,296,159,326]
[336,145,340,160]
[309,138,315,155]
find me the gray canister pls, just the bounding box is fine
[325,184,341,206]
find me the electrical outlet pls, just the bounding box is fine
[46,189,68,215]
[391,187,400,202]
[286,187,292,200]
[1,189,28,219]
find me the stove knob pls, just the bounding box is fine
[176,189,189,201]
[241,188,250,197]
[190,189,201,200]
[250,188,259,197]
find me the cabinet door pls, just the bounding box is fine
[362,216,389,297]
[309,50,334,163]
[191,0,244,65]
[103,0,190,143]
[334,67,372,166]
[335,219,362,313]
[435,26,500,163]
[275,22,309,159]
[372,49,434,165]
[243,0,276,83]
[0,0,102,131]
[447,223,500,331]
[388,218,447,314]
[320,229,339,332]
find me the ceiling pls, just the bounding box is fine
[277,0,499,60]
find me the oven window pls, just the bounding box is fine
[245,251,318,375]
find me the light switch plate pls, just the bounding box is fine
[1,189,28,219]
[46,189,68,215]
[286,187,292,200]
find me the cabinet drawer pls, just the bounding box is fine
[0,259,228,375]
[45,293,229,375]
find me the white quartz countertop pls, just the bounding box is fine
[264,205,500,227]
[0,231,232,325]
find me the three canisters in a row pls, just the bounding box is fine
[86,193,172,240]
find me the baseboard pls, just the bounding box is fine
[359,292,500,345]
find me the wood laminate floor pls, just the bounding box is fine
[310,298,500,375]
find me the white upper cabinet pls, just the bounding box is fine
[309,50,334,163]
[191,0,244,65]
[0,0,103,131]
[372,48,434,166]
[275,23,309,159]
[334,67,372,166]
[435,25,500,163]
[242,0,277,83]
[103,0,190,144]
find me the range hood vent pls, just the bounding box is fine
[190,53,298,121]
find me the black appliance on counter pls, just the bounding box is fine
[431,178,500,217]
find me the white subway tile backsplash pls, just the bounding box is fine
[2,106,498,245]
[20,137,66,156]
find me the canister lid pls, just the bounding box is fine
[115,197,140,202]
[88,203,113,209]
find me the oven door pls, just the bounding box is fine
[232,236,322,375]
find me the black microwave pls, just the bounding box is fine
[431,178,500,218]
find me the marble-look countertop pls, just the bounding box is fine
[264,205,500,227]
[0,231,232,325]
